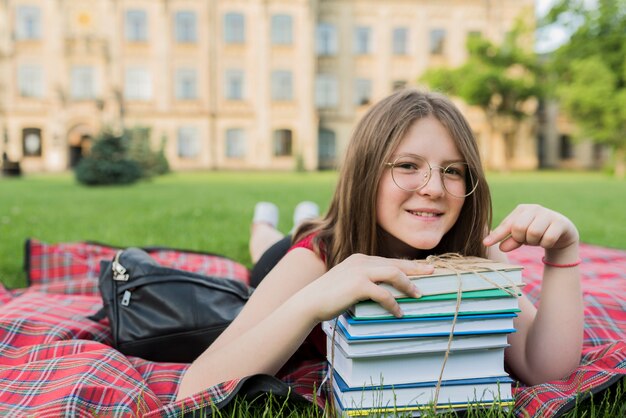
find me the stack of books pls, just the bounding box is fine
[323,257,523,416]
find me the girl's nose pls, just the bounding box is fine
[416,169,446,198]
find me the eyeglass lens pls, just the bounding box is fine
[390,155,477,197]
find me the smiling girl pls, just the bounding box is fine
[176,89,583,400]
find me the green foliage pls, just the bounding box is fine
[421,17,542,166]
[126,127,170,178]
[74,127,170,186]
[74,131,142,186]
[542,0,626,176]
[421,20,542,121]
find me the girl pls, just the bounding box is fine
[176,89,583,400]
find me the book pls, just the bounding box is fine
[378,257,523,298]
[349,288,520,320]
[323,320,511,357]
[336,312,517,339]
[328,342,508,387]
[332,397,515,418]
[331,371,514,412]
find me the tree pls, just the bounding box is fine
[543,0,626,178]
[421,18,542,169]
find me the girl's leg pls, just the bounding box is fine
[249,223,285,264]
[249,202,284,264]
[248,201,320,288]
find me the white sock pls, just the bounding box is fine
[252,202,279,228]
[291,201,319,233]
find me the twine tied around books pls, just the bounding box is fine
[326,253,522,414]
[424,253,521,411]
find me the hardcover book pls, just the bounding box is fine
[336,312,517,339]
[378,258,523,298]
[327,342,508,387]
[322,320,511,357]
[331,371,514,412]
[350,288,520,320]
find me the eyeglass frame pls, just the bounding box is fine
[383,154,479,198]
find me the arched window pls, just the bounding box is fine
[23,128,42,157]
[273,129,292,156]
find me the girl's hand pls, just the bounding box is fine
[483,204,579,256]
[300,254,434,322]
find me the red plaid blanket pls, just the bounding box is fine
[1,239,624,417]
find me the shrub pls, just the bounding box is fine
[75,131,142,186]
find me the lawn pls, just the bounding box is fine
[1,170,626,289]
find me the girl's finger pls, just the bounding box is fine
[539,222,564,249]
[366,283,404,318]
[509,211,537,244]
[524,215,551,246]
[498,235,523,253]
[365,256,434,276]
[365,266,421,298]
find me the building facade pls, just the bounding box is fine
[1,0,557,174]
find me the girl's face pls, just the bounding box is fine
[375,115,466,258]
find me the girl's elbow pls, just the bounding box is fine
[525,353,582,386]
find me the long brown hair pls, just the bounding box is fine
[294,89,492,269]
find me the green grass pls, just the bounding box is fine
[2,170,625,288]
[0,170,624,416]
[0,171,336,288]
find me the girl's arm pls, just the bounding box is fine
[483,204,583,386]
[176,249,433,400]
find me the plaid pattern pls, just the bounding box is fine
[0,240,623,417]
[25,238,250,290]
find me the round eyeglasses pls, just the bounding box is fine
[384,154,478,198]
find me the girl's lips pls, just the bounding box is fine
[406,209,443,217]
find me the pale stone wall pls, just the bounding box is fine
[1,0,549,174]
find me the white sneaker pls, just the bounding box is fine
[252,202,279,228]
[292,201,319,232]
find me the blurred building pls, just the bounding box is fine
[0,0,564,173]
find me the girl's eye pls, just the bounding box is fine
[443,165,465,178]
[395,162,419,171]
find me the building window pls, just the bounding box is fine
[353,26,371,55]
[271,71,293,101]
[175,11,197,43]
[225,128,246,158]
[271,14,292,45]
[273,129,292,156]
[225,70,244,100]
[392,27,408,55]
[22,128,42,157]
[125,10,148,42]
[315,74,338,108]
[16,6,41,40]
[175,69,197,100]
[124,68,152,100]
[18,65,43,98]
[318,128,336,169]
[224,12,245,44]
[559,135,574,159]
[316,23,337,56]
[71,66,95,100]
[429,28,446,55]
[177,126,200,158]
[392,80,407,91]
[354,79,372,106]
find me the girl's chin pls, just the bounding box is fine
[385,237,440,258]
[378,227,442,258]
